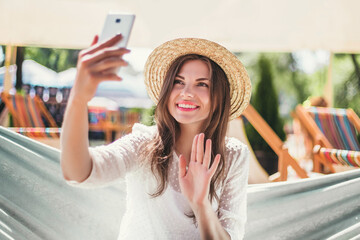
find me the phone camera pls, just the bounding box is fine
[116,18,121,23]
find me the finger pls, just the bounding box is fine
[203,139,212,168]
[178,154,187,178]
[82,34,124,56]
[100,68,120,75]
[89,57,128,73]
[91,35,99,46]
[191,135,198,162]
[209,154,221,177]
[92,72,122,82]
[83,47,130,67]
[196,133,205,163]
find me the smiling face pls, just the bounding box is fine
[167,59,211,130]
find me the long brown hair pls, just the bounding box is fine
[143,54,231,204]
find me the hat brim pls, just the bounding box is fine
[144,38,251,121]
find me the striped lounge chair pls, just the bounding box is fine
[0,91,61,147]
[295,105,360,173]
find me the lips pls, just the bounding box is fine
[176,101,199,111]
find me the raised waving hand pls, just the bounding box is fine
[178,133,221,210]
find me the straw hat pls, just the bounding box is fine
[144,38,251,120]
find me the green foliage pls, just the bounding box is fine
[268,53,308,103]
[24,47,79,72]
[0,45,4,67]
[237,52,313,120]
[334,54,360,116]
[265,52,327,109]
[245,55,286,152]
[140,105,156,126]
[333,54,360,143]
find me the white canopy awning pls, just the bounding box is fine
[22,59,57,86]
[0,0,360,52]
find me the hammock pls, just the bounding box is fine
[1,126,360,240]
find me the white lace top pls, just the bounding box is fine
[68,123,249,240]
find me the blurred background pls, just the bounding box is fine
[1,0,359,175]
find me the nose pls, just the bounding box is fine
[180,85,194,98]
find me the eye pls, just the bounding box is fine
[174,79,184,85]
[197,82,209,88]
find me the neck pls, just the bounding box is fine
[175,123,202,163]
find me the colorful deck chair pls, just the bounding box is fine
[295,105,360,173]
[242,105,308,181]
[0,92,61,145]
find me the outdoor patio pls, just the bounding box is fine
[0,0,360,239]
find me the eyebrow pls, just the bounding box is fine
[175,75,210,81]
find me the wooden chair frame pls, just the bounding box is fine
[242,105,308,181]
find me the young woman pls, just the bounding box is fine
[61,34,251,240]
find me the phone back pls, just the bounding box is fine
[99,13,135,48]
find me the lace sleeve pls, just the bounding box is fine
[218,138,250,240]
[66,123,156,188]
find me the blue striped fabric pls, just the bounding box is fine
[343,114,360,151]
[308,107,360,151]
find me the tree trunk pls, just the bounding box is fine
[15,47,25,90]
[350,54,360,88]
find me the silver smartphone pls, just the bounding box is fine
[99,13,135,48]
[99,13,135,76]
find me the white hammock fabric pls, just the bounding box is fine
[1,126,360,240]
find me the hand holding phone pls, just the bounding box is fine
[98,13,135,76]
[70,13,135,103]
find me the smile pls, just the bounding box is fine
[176,103,199,111]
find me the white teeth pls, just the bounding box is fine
[178,104,197,109]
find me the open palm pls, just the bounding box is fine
[178,133,221,208]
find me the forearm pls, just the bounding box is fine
[60,93,92,182]
[194,201,230,240]
[59,34,129,182]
